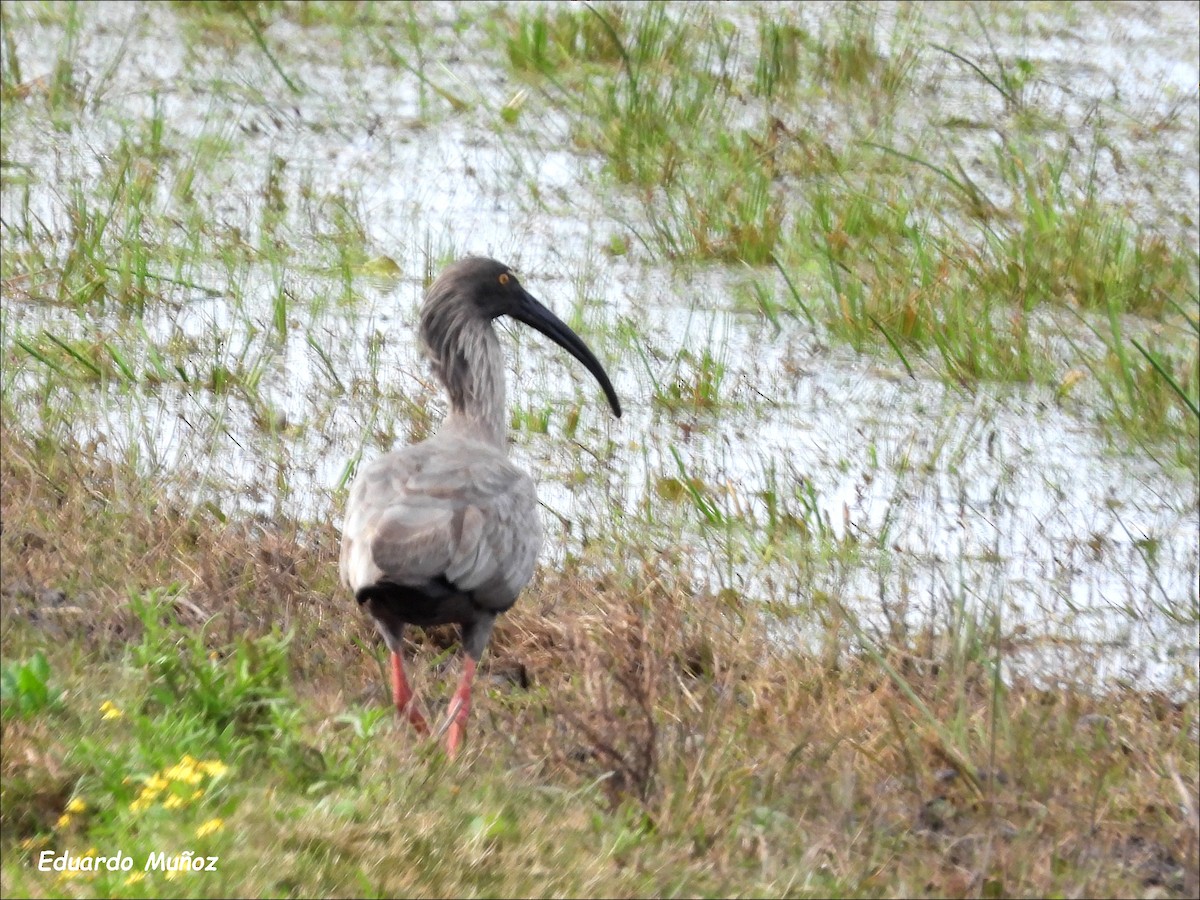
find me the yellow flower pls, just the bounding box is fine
[66,798,86,814]
[57,864,96,882]
[55,814,71,829]
[124,872,146,886]
[99,700,124,720]
[165,762,203,785]
[19,835,50,850]
[196,817,224,838]
[128,755,228,814]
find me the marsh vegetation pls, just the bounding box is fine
[2,2,1197,897]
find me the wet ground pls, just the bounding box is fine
[2,1,1197,690]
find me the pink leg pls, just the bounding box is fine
[391,650,429,734]
[444,657,477,759]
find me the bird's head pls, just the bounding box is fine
[421,257,622,418]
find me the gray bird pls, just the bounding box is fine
[340,257,622,757]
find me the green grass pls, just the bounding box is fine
[2,425,1197,898]
[499,0,1198,456]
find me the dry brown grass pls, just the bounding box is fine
[2,420,1197,897]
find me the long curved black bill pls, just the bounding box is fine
[511,289,622,418]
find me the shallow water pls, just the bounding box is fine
[2,1,1197,691]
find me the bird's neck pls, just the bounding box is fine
[431,318,508,449]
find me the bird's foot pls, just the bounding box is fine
[439,695,469,758]
[400,702,430,734]
[445,720,467,759]
[391,650,429,734]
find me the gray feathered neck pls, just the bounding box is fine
[419,266,507,448]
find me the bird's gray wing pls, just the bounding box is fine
[339,438,542,610]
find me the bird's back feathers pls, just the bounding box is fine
[339,432,543,619]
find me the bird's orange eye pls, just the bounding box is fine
[498,273,510,286]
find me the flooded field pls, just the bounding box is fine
[4,5,1200,898]
[2,0,1197,693]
